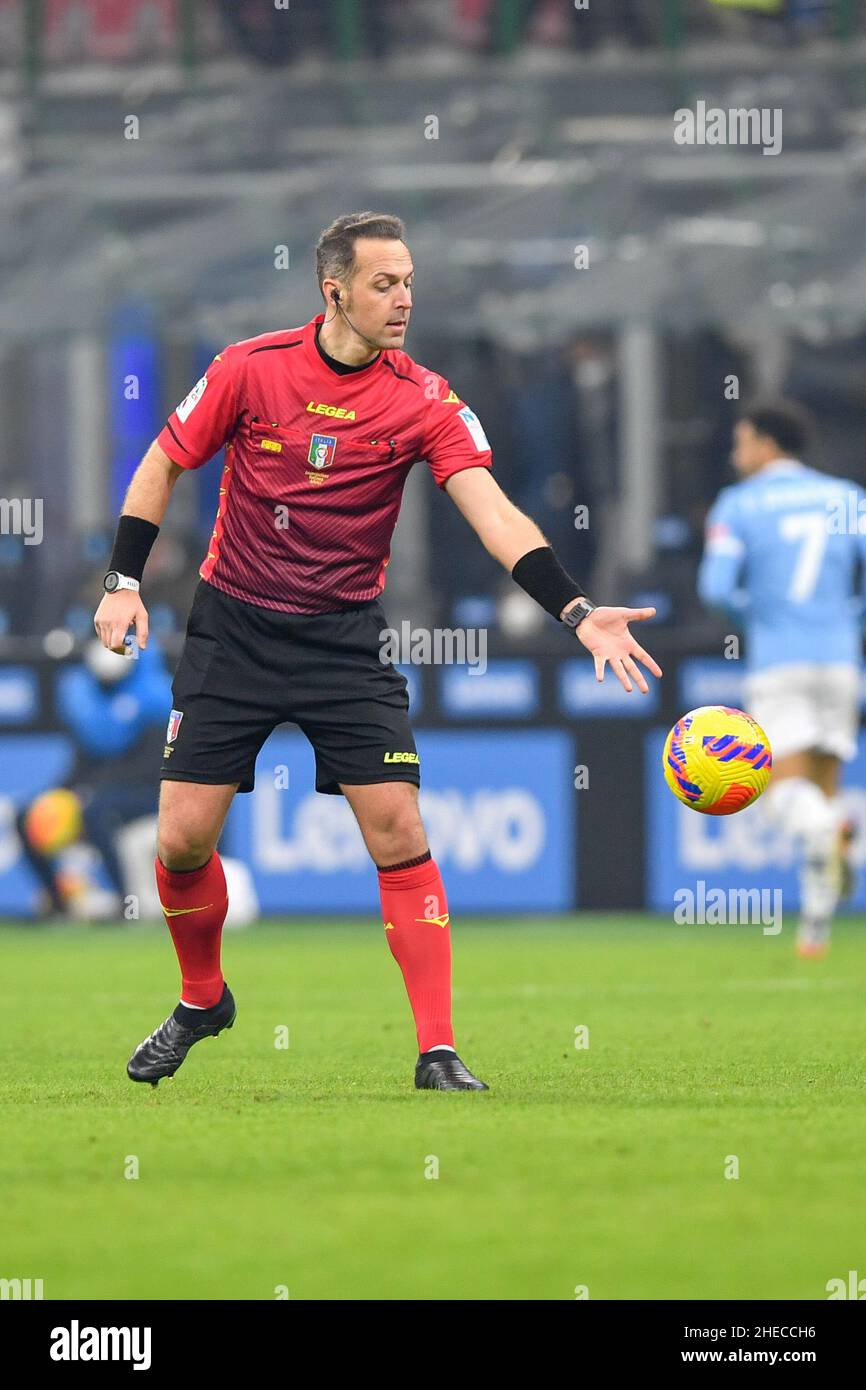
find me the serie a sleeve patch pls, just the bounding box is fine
[457,405,490,452]
[175,374,209,423]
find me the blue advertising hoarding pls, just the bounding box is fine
[0,667,39,724]
[645,726,866,916]
[559,659,659,718]
[439,661,539,719]
[225,728,575,914]
[677,657,746,713]
[678,656,866,718]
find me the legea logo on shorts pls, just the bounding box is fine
[383,751,419,764]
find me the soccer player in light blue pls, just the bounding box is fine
[697,400,863,957]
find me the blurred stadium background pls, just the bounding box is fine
[3,0,866,922]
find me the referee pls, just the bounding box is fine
[94,211,662,1092]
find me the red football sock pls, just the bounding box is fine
[378,856,454,1053]
[155,852,228,1008]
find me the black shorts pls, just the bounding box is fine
[160,580,419,796]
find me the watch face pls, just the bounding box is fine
[104,572,119,592]
[565,600,592,628]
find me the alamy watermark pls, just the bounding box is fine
[0,1276,44,1299]
[379,622,487,674]
[674,100,783,157]
[826,489,866,535]
[50,1321,151,1370]
[0,497,43,544]
[826,1269,866,1299]
[674,880,782,936]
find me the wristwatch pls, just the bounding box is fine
[561,597,597,630]
[103,571,140,594]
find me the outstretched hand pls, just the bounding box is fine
[572,605,662,694]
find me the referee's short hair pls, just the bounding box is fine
[316,212,407,298]
[737,399,815,458]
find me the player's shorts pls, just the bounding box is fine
[160,579,418,795]
[742,662,861,762]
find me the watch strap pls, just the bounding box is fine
[562,597,596,629]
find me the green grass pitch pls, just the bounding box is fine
[1,914,864,1301]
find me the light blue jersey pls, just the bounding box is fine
[697,459,866,672]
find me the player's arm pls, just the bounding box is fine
[444,466,662,694]
[124,438,185,522]
[696,491,749,621]
[93,440,183,653]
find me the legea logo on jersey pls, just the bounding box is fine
[306,434,337,486]
[306,401,357,421]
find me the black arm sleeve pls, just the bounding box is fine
[511,546,588,621]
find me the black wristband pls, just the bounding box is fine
[511,546,587,621]
[108,515,160,583]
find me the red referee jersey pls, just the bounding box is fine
[156,314,494,614]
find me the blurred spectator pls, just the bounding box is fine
[709,0,785,12]
[523,0,654,49]
[41,0,177,64]
[16,638,171,919]
[216,0,394,65]
[216,0,298,65]
[710,0,836,44]
[455,0,654,51]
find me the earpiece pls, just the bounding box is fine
[326,287,379,350]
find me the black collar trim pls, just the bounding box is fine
[315,324,381,376]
